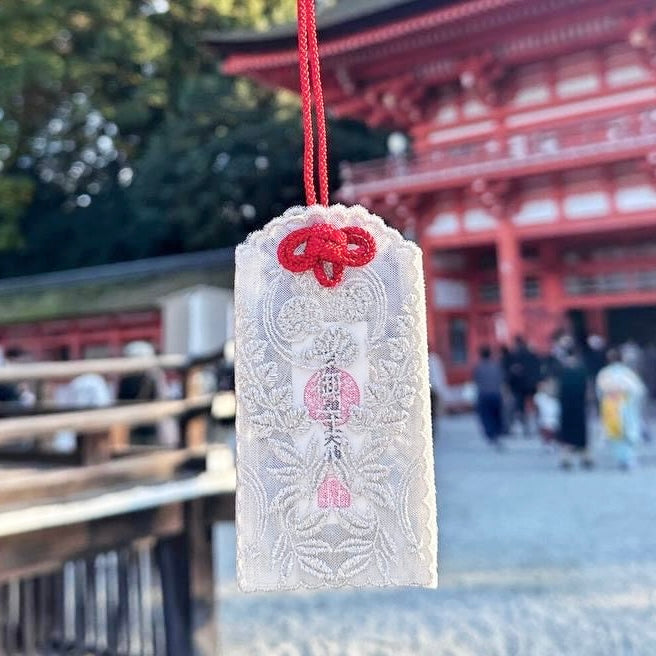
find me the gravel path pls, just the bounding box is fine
[216,414,656,655]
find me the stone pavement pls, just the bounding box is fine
[216,414,656,655]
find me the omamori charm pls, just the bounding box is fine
[235,204,437,591]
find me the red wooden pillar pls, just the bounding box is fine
[539,241,565,350]
[466,254,480,360]
[109,327,122,356]
[541,242,563,316]
[68,334,82,360]
[586,308,607,338]
[496,218,524,340]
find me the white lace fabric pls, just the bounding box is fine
[235,204,437,591]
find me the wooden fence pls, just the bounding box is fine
[0,352,236,656]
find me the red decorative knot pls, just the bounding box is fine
[277,223,376,287]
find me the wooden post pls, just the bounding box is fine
[36,574,55,652]
[156,500,217,656]
[21,578,37,656]
[77,431,113,465]
[109,423,131,454]
[181,367,208,449]
[156,534,192,656]
[187,499,217,656]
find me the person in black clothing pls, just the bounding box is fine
[117,341,162,443]
[0,380,19,403]
[558,348,592,469]
[584,335,607,381]
[0,347,23,406]
[643,342,656,400]
[473,345,505,446]
[508,336,540,435]
[500,345,513,383]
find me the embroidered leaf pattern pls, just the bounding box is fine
[296,511,326,537]
[244,339,267,363]
[336,537,372,554]
[338,552,372,579]
[269,440,303,467]
[235,317,310,441]
[279,551,295,581]
[397,460,422,552]
[297,553,333,579]
[256,362,278,385]
[348,406,375,433]
[296,539,332,558]
[272,533,290,564]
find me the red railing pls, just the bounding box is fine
[340,111,656,194]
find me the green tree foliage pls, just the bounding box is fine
[0,0,387,275]
[0,0,176,248]
[129,75,386,255]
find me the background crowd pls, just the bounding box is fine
[471,333,652,470]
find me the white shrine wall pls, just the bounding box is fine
[417,43,653,152]
[423,163,656,238]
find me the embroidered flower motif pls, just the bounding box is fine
[321,280,375,323]
[337,282,375,322]
[304,327,358,367]
[277,296,322,341]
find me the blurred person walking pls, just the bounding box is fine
[428,350,447,438]
[597,349,646,470]
[473,345,504,448]
[0,347,23,405]
[52,372,113,453]
[620,339,643,373]
[585,334,607,382]
[508,336,541,436]
[118,341,177,446]
[499,344,514,434]
[641,342,656,400]
[557,348,592,469]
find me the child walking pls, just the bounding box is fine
[534,378,560,445]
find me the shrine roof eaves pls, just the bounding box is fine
[204,0,463,54]
[206,0,529,76]
[0,249,235,324]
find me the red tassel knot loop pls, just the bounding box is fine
[277,223,376,287]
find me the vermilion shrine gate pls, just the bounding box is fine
[210,0,656,381]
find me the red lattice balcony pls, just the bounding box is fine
[339,111,656,198]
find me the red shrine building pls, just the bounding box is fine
[210,0,656,381]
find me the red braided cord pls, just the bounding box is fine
[278,223,376,287]
[296,0,316,205]
[297,0,329,207]
[304,0,329,207]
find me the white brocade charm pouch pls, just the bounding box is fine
[234,203,437,591]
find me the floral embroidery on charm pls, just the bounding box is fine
[277,223,376,287]
[303,327,358,367]
[277,296,323,341]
